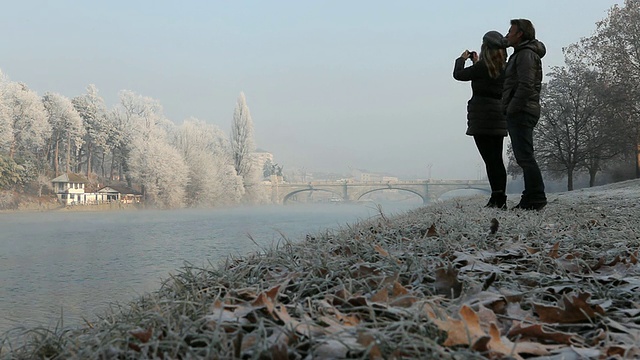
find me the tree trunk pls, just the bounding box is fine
[567,168,574,191]
[101,151,106,178]
[636,143,640,178]
[110,149,116,181]
[589,169,597,187]
[86,143,92,178]
[66,137,71,173]
[54,139,60,176]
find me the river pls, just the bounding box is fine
[0,201,422,336]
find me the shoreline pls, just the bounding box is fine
[2,179,640,359]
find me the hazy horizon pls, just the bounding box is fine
[1,1,623,179]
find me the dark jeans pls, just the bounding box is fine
[507,112,546,204]
[473,135,506,194]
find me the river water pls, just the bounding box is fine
[0,201,421,336]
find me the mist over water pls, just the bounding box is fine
[0,201,421,335]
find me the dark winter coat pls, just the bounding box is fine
[453,57,507,136]
[502,39,546,119]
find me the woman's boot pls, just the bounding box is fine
[485,191,507,209]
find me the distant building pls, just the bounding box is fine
[51,173,142,205]
[96,185,143,204]
[251,150,274,176]
[51,173,89,205]
[352,169,398,183]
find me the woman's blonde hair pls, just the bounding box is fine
[480,44,506,79]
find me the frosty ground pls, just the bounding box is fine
[2,179,640,359]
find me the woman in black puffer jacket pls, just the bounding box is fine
[453,31,508,209]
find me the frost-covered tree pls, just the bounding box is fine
[118,90,188,208]
[72,84,109,178]
[229,92,266,203]
[230,92,255,179]
[43,92,85,176]
[173,117,243,207]
[0,81,50,160]
[127,136,188,208]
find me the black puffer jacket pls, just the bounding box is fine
[453,57,506,136]
[502,39,546,118]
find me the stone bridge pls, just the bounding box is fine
[270,180,490,204]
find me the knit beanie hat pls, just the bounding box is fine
[483,31,507,49]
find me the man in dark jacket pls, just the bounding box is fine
[503,19,547,210]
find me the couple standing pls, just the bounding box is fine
[453,19,547,211]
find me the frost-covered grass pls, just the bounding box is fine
[2,180,640,359]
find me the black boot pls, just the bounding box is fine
[485,191,507,210]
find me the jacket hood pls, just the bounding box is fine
[518,40,546,58]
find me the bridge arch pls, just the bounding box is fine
[355,188,426,203]
[282,189,343,204]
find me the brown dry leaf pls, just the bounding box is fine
[487,323,524,360]
[334,311,360,326]
[370,288,389,304]
[489,323,555,359]
[314,339,353,359]
[548,241,560,259]
[241,331,260,353]
[269,342,289,360]
[297,315,327,337]
[526,246,540,255]
[388,281,417,307]
[319,315,353,334]
[234,288,259,301]
[489,218,499,234]
[606,345,640,358]
[130,328,152,343]
[426,224,438,237]
[432,304,487,347]
[347,295,368,307]
[435,264,462,299]
[357,332,384,360]
[252,291,276,316]
[273,305,326,337]
[508,322,574,344]
[630,250,638,265]
[391,281,409,297]
[534,292,605,324]
[373,244,389,257]
[418,301,441,319]
[476,305,499,334]
[350,264,381,279]
[330,287,352,306]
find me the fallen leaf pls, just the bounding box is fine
[508,322,575,344]
[533,292,604,324]
[357,332,383,360]
[489,218,499,234]
[548,241,560,259]
[373,244,389,257]
[370,288,389,304]
[487,323,524,360]
[435,264,462,299]
[432,305,486,347]
[426,224,438,237]
[130,328,152,343]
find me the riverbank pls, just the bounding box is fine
[2,180,639,359]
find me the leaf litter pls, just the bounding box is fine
[2,179,640,359]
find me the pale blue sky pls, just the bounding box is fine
[1,1,622,179]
